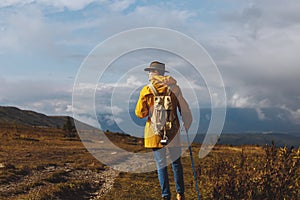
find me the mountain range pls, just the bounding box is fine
[99,107,300,147]
[99,107,300,134]
[1,106,299,147]
[0,106,68,128]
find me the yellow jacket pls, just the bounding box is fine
[135,75,192,148]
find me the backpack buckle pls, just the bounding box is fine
[160,135,168,145]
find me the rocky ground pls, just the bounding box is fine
[0,162,119,199]
[0,127,138,199]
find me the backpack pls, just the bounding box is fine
[148,83,175,144]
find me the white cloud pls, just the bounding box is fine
[96,75,144,93]
[102,114,123,125]
[1,0,300,127]
[230,93,250,108]
[0,0,105,10]
[0,0,34,8]
[98,105,124,115]
[66,104,73,112]
[280,105,300,125]
[87,4,197,36]
[132,5,196,27]
[33,99,71,115]
[73,114,99,128]
[40,0,101,11]
[255,108,267,120]
[0,77,72,115]
[0,5,68,58]
[108,0,135,12]
[125,75,143,88]
[196,0,300,118]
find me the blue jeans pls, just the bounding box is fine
[153,147,184,198]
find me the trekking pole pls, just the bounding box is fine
[185,129,201,200]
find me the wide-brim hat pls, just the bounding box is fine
[144,61,169,73]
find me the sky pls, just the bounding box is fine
[1,0,300,129]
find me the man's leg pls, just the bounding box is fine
[153,148,171,199]
[169,147,184,196]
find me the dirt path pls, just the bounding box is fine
[90,168,119,199]
[0,164,119,199]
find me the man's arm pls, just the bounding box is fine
[177,88,193,131]
[135,87,150,119]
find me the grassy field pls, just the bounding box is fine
[0,124,109,199]
[103,144,299,200]
[0,124,299,199]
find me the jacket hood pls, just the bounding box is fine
[150,75,177,94]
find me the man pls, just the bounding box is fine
[135,61,192,200]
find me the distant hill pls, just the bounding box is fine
[192,133,300,147]
[208,108,300,133]
[99,107,300,147]
[99,107,300,134]
[0,106,68,128]
[1,106,299,147]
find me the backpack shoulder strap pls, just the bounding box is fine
[166,87,172,96]
[148,83,172,96]
[148,83,159,96]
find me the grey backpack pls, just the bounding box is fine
[148,83,175,144]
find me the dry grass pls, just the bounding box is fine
[103,144,299,200]
[0,125,107,200]
[0,125,299,199]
